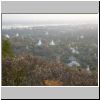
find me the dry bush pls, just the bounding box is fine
[2,55,98,86]
[43,80,63,86]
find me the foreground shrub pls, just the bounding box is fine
[2,55,98,86]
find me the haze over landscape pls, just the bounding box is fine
[2,14,98,86]
[2,14,98,26]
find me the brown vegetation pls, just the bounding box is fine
[43,80,63,86]
[2,55,98,86]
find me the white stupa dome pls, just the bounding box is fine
[49,40,55,45]
[86,65,90,71]
[80,35,84,39]
[37,40,42,46]
[70,47,79,54]
[5,34,10,38]
[16,33,19,37]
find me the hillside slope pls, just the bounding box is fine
[2,55,98,86]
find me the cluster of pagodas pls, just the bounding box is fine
[4,33,56,46]
[37,39,55,46]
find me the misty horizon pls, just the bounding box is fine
[2,14,98,27]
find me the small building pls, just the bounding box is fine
[68,60,80,67]
[71,48,76,54]
[70,47,79,54]
[68,56,80,67]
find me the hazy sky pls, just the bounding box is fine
[2,14,98,26]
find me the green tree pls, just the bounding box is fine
[2,39,14,58]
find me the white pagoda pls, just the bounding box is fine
[86,65,91,74]
[5,34,10,38]
[86,65,90,71]
[16,33,19,37]
[37,40,42,46]
[49,40,55,45]
[80,35,84,39]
